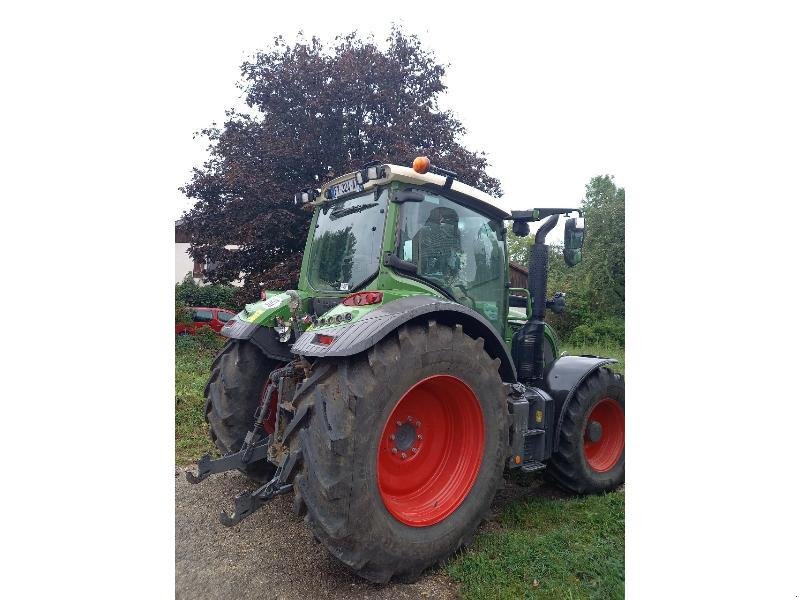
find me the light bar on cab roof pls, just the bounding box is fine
[293,188,320,205]
[355,163,386,185]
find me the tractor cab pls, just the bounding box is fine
[295,161,521,336]
[293,159,581,366]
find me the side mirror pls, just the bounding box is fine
[564,217,585,267]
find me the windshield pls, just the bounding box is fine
[396,191,507,332]
[307,189,388,293]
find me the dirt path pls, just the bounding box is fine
[175,466,459,599]
[175,463,568,599]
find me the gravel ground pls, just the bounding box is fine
[175,465,459,599]
[175,464,566,599]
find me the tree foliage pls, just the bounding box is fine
[507,175,625,345]
[181,27,500,299]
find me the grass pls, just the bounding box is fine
[447,490,624,599]
[447,339,624,598]
[174,336,625,597]
[175,335,223,464]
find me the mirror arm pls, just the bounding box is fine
[510,208,581,222]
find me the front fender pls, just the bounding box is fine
[541,355,618,448]
[219,291,309,363]
[291,295,517,382]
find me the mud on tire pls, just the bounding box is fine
[204,339,279,482]
[284,321,509,583]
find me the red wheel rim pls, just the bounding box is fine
[583,398,624,472]
[377,375,484,527]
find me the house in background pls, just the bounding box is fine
[175,220,244,286]
[175,219,205,284]
[509,262,529,289]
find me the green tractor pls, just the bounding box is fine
[187,157,625,583]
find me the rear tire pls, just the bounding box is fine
[286,321,509,583]
[547,367,625,494]
[204,339,279,482]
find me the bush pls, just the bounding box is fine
[175,275,238,311]
[175,333,199,352]
[568,316,625,347]
[175,326,225,353]
[175,299,193,326]
[194,325,224,350]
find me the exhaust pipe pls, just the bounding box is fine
[514,214,559,384]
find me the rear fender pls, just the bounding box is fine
[291,295,517,382]
[541,355,618,448]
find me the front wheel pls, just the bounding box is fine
[203,339,280,482]
[286,321,509,583]
[547,367,625,494]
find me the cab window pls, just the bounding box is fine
[396,192,506,332]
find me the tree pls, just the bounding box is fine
[506,175,625,346]
[580,175,625,317]
[506,223,531,266]
[181,27,501,302]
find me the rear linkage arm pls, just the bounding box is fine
[186,361,305,526]
[218,450,301,527]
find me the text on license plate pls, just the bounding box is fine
[329,177,363,199]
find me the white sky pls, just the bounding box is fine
[3,3,800,598]
[170,3,636,226]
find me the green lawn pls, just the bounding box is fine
[447,488,624,599]
[175,335,222,464]
[175,337,625,597]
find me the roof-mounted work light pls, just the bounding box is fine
[355,163,386,185]
[293,188,319,205]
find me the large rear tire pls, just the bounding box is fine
[547,367,625,494]
[204,339,279,482]
[286,321,509,583]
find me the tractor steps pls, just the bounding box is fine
[520,459,546,473]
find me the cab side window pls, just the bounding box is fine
[396,192,506,332]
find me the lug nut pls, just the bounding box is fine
[391,448,398,454]
[417,434,423,440]
[411,447,418,453]
[400,452,407,459]
[416,421,421,427]
[396,421,402,427]
[389,434,395,441]
[407,416,413,422]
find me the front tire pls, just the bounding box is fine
[547,367,625,494]
[204,339,279,482]
[286,321,509,583]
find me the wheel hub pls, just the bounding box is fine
[585,420,603,443]
[391,419,420,453]
[583,398,624,473]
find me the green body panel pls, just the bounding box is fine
[234,179,561,361]
[239,291,309,328]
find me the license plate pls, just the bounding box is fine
[329,177,363,199]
